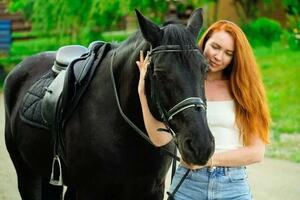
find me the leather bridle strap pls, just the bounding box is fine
[167,168,191,200]
[148,45,206,130]
[167,97,206,121]
[109,51,180,161]
[149,44,200,55]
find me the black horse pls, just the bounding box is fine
[4,9,214,199]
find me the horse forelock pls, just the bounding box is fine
[161,24,196,47]
[155,24,208,75]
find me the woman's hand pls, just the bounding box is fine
[136,50,150,95]
[180,159,204,170]
[180,157,213,170]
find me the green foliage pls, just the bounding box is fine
[128,0,169,24]
[8,0,34,19]
[287,31,300,50]
[7,0,171,42]
[282,0,300,49]
[7,0,211,42]
[243,17,282,47]
[0,30,132,72]
[283,0,300,16]
[233,0,259,21]
[282,0,300,31]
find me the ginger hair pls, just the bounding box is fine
[198,20,271,145]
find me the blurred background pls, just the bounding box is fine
[0,0,299,199]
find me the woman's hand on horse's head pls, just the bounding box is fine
[136,51,149,95]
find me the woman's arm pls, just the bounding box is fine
[182,134,266,169]
[136,51,173,147]
[212,134,266,167]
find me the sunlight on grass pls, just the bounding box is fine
[254,43,300,134]
[266,134,300,163]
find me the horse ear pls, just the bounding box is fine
[135,9,163,46]
[186,8,203,38]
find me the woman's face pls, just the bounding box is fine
[203,30,235,73]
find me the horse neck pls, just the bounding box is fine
[111,41,147,121]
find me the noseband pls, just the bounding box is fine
[147,45,206,131]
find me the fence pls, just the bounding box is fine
[0,19,11,55]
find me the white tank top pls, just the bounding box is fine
[207,100,243,152]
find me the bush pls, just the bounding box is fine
[288,32,300,50]
[243,17,282,47]
[0,30,133,73]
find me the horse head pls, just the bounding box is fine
[136,8,214,165]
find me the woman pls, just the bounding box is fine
[136,20,271,199]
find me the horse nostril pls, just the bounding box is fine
[182,137,213,165]
[183,139,197,156]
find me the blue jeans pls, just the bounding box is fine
[168,165,252,200]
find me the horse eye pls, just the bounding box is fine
[153,70,167,78]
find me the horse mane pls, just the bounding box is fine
[118,23,197,52]
[161,24,208,75]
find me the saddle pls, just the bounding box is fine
[20,44,88,128]
[20,41,110,129]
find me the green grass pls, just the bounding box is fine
[253,43,300,163]
[266,134,300,163]
[254,43,300,134]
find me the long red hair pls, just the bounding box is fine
[198,20,271,145]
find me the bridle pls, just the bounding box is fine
[110,44,207,200]
[146,45,206,136]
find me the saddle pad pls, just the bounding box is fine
[20,71,56,129]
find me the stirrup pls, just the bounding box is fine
[49,155,63,186]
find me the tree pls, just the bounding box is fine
[232,0,260,22]
[7,0,210,43]
[283,0,300,30]
[8,0,170,42]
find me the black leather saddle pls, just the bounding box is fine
[20,41,110,129]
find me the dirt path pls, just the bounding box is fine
[1,93,299,200]
[0,94,20,200]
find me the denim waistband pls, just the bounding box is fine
[205,166,246,173]
[179,165,246,174]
